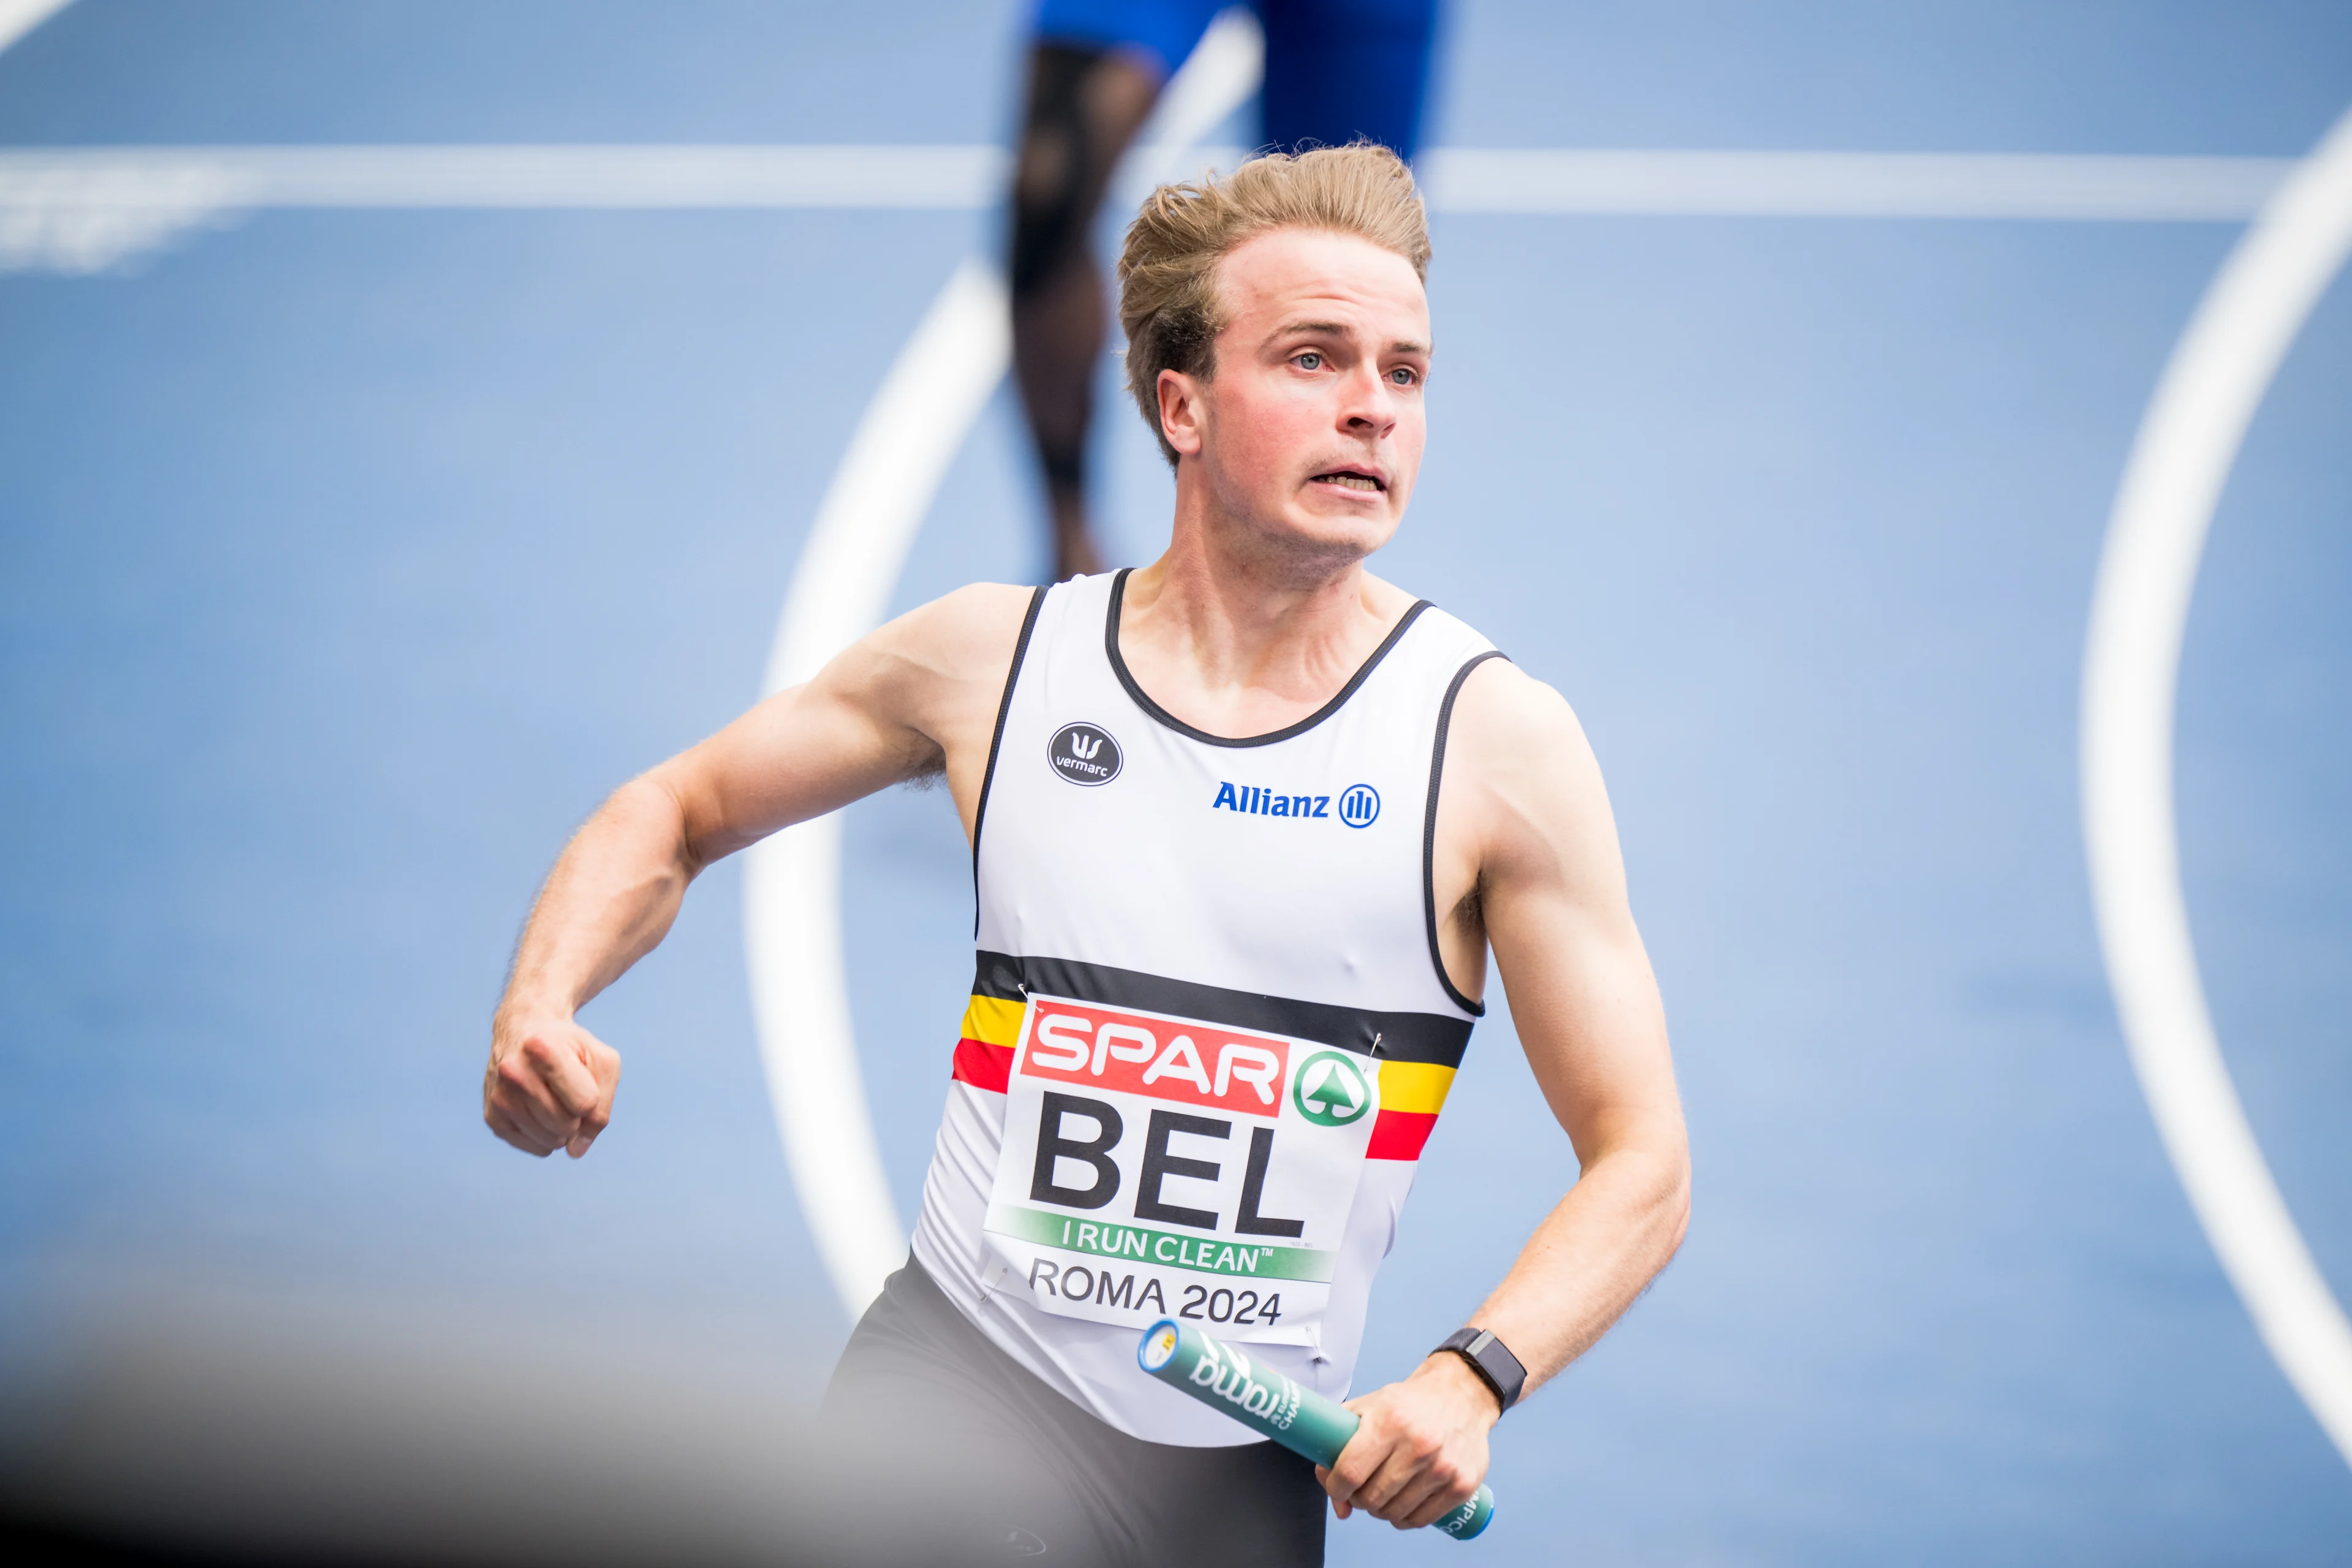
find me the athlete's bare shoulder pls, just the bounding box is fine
[1439,655,1627,905]
[873,581,1036,671]
[845,581,1035,709]
[921,581,1039,640]
[842,581,1041,813]
[1450,655,1584,757]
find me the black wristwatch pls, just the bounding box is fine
[1434,1327,1526,1415]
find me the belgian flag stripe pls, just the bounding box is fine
[961,994,1025,1047]
[951,1036,1013,1093]
[950,994,1025,1093]
[1378,1060,1454,1115]
[1366,1109,1438,1161]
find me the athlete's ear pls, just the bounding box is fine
[1157,368,1206,460]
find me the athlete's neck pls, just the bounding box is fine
[1117,516,1417,740]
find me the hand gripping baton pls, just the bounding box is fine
[1137,1318,1495,1541]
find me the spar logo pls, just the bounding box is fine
[1291,1050,1371,1127]
[1048,722,1123,786]
[1020,1001,1288,1114]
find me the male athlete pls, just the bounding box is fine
[484,146,1687,1565]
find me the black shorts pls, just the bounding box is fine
[820,1257,1326,1568]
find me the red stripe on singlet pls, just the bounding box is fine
[951,1037,1013,1093]
[1365,1109,1438,1161]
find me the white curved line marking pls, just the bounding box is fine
[744,260,1009,1319]
[0,0,72,56]
[744,18,1264,1323]
[2082,102,2352,1466]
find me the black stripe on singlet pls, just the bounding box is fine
[1102,567,1434,748]
[970,586,1047,934]
[969,949,1474,1070]
[1422,650,1510,1017]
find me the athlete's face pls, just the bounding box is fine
[1159,228,1430,564]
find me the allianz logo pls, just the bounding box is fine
[1210,782,1381,828]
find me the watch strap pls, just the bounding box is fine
[1435,1326,1526,1414]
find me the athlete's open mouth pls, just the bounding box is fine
[1310,469,1385,493]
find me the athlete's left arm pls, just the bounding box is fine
[1319,658,1691,1530]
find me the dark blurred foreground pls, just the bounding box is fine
[0,1284,1022,1567]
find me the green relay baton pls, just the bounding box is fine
[1137,1318,1495,1542]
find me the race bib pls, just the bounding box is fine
[984,995,1381,1344]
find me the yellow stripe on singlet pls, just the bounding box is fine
[1376,1060,1456,1115]
[960,994,1027,1046]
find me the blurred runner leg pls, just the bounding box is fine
[1011,1,1221,581]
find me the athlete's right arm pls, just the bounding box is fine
[482,582,1036,1158]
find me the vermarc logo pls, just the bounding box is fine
[1047,722,1123,786]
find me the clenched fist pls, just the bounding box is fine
[484,1012,621,1158]
[1317,1351,1498,1529]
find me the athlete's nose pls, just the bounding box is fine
[1337,358,1398,440]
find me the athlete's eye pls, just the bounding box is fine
[1294,352,1323,371]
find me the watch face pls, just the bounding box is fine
[1442,1328,1523,1411]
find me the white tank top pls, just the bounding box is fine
[910,570,1503,1444]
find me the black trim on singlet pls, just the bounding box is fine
[1422,650,1510,1017]
[1102,567,1434,748]
[970,587,1048,933]
[970,949,1474,1069]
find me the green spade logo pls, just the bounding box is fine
[1291,1050,1372,1127]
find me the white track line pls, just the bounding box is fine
[0,143,1012,206]
[1421,149,2292,221]
[0,144,2287,216]
[0,146,1013,273]
[0,146,2297,275]
[2082,102,2352,1468]
[744,10,1264,1322]
[0,0,70,56]
[742,260,1011,1320]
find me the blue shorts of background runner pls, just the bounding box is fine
[1031,0,1441,162]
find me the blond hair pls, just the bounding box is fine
[1117,143,1431,466]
